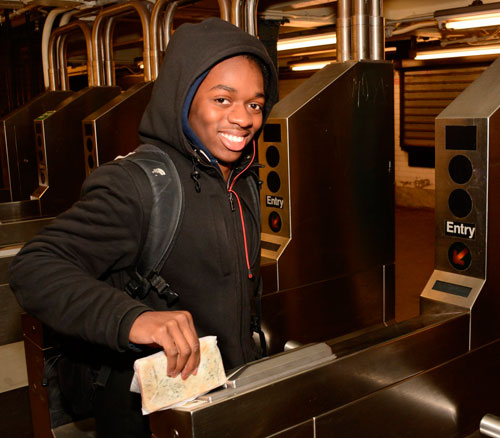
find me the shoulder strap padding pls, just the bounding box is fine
[125,144,184,276]
[112,144,184,303]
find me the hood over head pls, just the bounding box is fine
[139,18,279,162]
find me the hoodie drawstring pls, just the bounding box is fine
[227,140,256,279]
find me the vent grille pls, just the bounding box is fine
[401,66,487,149]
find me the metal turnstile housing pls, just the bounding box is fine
[421,57,500,348]
[31,86,120,216]
[0,91,73,203]
[82,81,154,175]
[259,60,395,353]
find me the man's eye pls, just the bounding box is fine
[215,98,229,104]
[249,103,263,111]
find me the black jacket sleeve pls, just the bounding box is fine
[9,162,153,351]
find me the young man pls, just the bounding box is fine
[9,18,278,437]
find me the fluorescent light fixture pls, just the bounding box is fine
[445,12,500,29]
[278,33,336,51]
[415,45,500,60]
[290,61,333,71]
[435,1,500,30]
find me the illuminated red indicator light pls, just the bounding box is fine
[448,242,471,270]
[269,211,282,233]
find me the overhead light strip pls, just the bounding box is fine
[445,13,500,29]
[290,61,333,71]
[415,45,500,60]
[278,33,337,51]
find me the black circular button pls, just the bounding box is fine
[448,189,472,218]
[448,242,471,271]
[269,211,282,233]
[267,171,281,193]
[86,138,94,152]
[266,146,280,168]
[449,155,473,184]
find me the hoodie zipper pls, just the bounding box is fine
[193,143,256,279]
[227,140,257,280]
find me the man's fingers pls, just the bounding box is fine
[162,335,180,377]
[129,310,200,379]
[162,312,200,378]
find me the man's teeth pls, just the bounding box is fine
[221,133,244,143]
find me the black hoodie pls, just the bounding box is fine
[9,18,278,371]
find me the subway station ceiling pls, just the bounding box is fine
[1,0,499,75]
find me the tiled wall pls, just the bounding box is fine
[394,70,435,209]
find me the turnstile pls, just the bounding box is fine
[0,91,73,203]
[82,81,153,175]
[31,86,120,217]
[259,60,395,354]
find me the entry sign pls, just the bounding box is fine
[266,195,284,209]
[445,221,476,239]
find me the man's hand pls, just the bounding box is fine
[129,311,200,380]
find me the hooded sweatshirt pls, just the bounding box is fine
[9,18,278,371]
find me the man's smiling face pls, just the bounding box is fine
[188,55,265,179]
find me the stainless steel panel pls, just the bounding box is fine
[0,199,41,223]
[315,338,500,437]
[32,86,120,216]
[258,60,395,352]
[0,284,23,344]
[150,313,469,437]
[0,91,73,202]
[82,81,153,175]
[267,420,314,438]
[423,57,500,348]
[261,264,393,354]
[0,217,53,247]
[260,61,394,292]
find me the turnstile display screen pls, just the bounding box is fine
[264,124,281,142]
[446,125,476,150]
[432,280,471,298]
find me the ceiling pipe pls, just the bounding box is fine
[48,21,94,91]
[162,0,202,46]
[232,0,245,28]
[352,0,369,60]
[150,0,174,80]
[337,0,352,62]
[57,33,69,90]
[369,0,384,60]
[59,9,79,26]
[91,0,152,86]
[218,0,232,23]
[245,0,258,36]
[42,8,70,89]
[150,0,231,79]
[103,16,118,86]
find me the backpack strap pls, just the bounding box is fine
[245,171,267,356]
[115,144,184,306]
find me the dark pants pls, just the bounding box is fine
[93,367,150,438]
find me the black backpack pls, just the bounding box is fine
[114,144,184,306]
[117,144,266,354]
